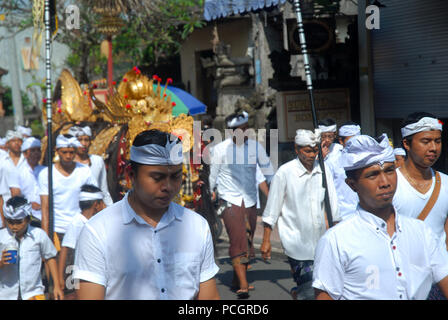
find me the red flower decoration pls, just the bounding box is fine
[123,78,128,82]
[57,108,62,114]
[153,75,159,81]
[125,104,131,110]
[145,121,151,126]
[83,91,87,96]
[439,120,444,125]
[93,84,98,89]
[42,98,47,104]
[163,94,167,97]
[172,102,176,106]
[167,78,173,84]
[124,94,128,99]
[112,81,116,85]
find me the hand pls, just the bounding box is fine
[31,202,41,211]
[260,241,271,261]
[321,144,330,159]
[52,286,64,300]
[211,192,216,202]
[0,251,12,267]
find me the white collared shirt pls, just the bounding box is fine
[312,206,448,300]
[393,168,448,245]
[262,158,340,260]
[0,226,57,300]
[0,153,26,204]
[73,192,219,300]
[88,155,113,206]
[209,138,274,208]
[62,213,88,249]
[325,148,359,219]
[7,161,46,221]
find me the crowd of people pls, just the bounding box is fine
[1,109,448,300]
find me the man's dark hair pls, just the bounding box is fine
[401,112,438,146]
[6,196,28,209]
[345,169,361,181]
[318,118,336,127]
[63,134,74,139]
[79,184,103,211]
[129,129,181,173]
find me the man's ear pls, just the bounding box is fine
[345,178,357,193]
[402,138,411,152]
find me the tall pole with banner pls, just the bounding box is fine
[44,0,54,240]
[291,0,334,227]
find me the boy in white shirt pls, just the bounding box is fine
[0,196,63,300]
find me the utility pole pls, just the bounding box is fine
[8,34,24,126]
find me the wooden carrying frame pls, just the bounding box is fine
[417,171,441,221]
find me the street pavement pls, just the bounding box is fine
[214,215,315,300]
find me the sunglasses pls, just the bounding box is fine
[5,218,26,225]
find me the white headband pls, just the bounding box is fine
[16,125,32,137]
[5,130,23,142]
[0,138,6,146]
[3,202,32,220]
[130,138,183,165]
[227,111,249,128]
[339,124,361,137]
[295,129,321,147]
[79,191,104,202]
[68,126,92,137]
[341,133,396,171]
[401,117,442,138]
[21,137,41,152]
[393,148,406,157]
[56,135,82,149]
[318,124,337,133]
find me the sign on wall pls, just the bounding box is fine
[276,88,351,142]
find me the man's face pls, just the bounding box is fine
[77,135,91,155]
[339,135,354,147]
[394,155,405,169]
[295,145,319,170]
[93,200,106,215]
[7,138,22,154]
[321,132,336,149]
[130,164,183,210]
[24,147,41,166]
[57,147,76,165]
[346,162,397,211]
[403,130,442,168]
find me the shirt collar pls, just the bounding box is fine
[122,192,183,227]
[295,157,322,177]
[357,204,402,234]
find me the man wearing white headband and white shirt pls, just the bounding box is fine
[261,128,340,300]
[312,134,448,300]
[6,137,46,225]
[16,125,32,139]
[393,147,406,168]
[318,118,343,163]
[69,126,113,207]
[209,111,274,298]
[38,134,98,243]
[325,121,361,219]
[74,129,220,300]
[58,184,105,296]
[392,112,448,299]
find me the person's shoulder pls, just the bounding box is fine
[276,159,297,174]
[88,200,122,225]
[170,202,209,227]
[90,154,105,164]
[28,225,51,241]
[323,214,359,240]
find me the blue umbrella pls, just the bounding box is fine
[153,84,207,116]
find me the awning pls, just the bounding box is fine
[204,0,287,21]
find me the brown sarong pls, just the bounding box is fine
[221,200,257,262]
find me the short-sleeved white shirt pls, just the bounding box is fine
[62,213,88,249]
[73,192,219,300]
[38,163,98,233]
[312,206,448,300]
[0,226,57,300]
[393,168,448,245]
[88,155,113,206]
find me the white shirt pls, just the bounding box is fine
[73,192,219,300]
[209,138,274,208]
[312,206,448,300]
[38,163,98,234]
[393,168,448,245]
[325,147,359,219]
[7,161,46,221]
[62,213,88,249]
[324,143,343,163]
[262,158,340,260]
[0,226,57,300]
[256,164,266,209]
[1,153,26,203]
[88,155,113,206]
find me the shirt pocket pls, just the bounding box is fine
[173,253,201,289]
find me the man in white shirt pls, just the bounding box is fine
[312,133,448,300]
[393,147,406,169]
[58,184,105,297]
[261,128,340,300]
[209,111,274,298]
[68,125,113,206]
[325,122,361,219]
[16,125,32,139]
[318,118,343,163]
[7,137,46,225]
[38,134,98,242]
[392,112,448,300]
[74,129,220,300]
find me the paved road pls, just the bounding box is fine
[214,216,315,300]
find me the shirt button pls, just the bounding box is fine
[398,272,402,277]
[161,288,165,293]
[154,230,157,234]
[392,246,396,250]
[381,223,385,228]
[396,267,400,271]
[399,294,403,299]
[157,259,161,263]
